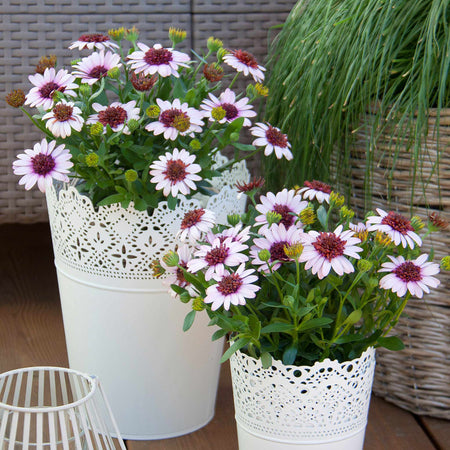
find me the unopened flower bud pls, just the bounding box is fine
[190,139,201,150]
[254,83,269,97]
[229,132,239,142]
[258,249,271,262]
[340,205,355,220]
[85,153,99,167]
[330,191,345,208]
[227,214,241,226]
[150,259,165,278]
[146,105,160,118]
[162,250,179,267]
[127,119,139,132]
[90,122,104,136]
[207,37,223,52]
[79,84,91,96]
[284,242,304,259]
[375,231,392,247]
[5,89,25,108]
[266,211,282,226]
[217,48,229,62]
[35,55,57,75]
[192,297,206,311]
[130,71,157,92]
[368,277,379,289]
[169,27,187,45]
[440,256,450,270]
[246,84,256,98]
[428,212,449,231]
[108,27,126,41]
[125,26,139,42]
[107,66,121,79]
[125,169,138,182]
[211,106,226,121]
[357,259,373,273]
[299,206,316,225]
[203,63,224,82]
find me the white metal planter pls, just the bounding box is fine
[45,155,249,440]
[230,348,376,450]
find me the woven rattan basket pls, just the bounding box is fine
[346,108,450,419]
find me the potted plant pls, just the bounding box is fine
[163,179,447,449]
[7,27,292,439]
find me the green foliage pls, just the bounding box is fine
[264,0,450,207]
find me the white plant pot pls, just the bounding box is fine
[45,156,249,440]
[230,347,376,450]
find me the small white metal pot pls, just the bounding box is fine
[230,347,376,450]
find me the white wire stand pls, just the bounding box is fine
[0,366,126,449]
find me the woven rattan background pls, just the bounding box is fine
[0,0,296,223]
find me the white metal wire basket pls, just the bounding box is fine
[0,366,126,449]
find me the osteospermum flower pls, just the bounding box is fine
[42,100,84,138]
[12,139,73,193]
[69,33,119,51]
[366,209,422,249]
[162,245,196,297]
[149,148,202,197]
[200,88,256,127]
[72,51,122,85]
[349,222,368,242]
[86,100,140,134]
[251,224,304,272]
[255,189,308,232]
[204,264,260,311]
[223,49,265,82]
[178,208,216,243]
[25,68,78,110]
[299,225,363,279]
[127,43,190,78]
[146,98,204,140]
[297,180,332,204]
[250,123,293,160]
[188,237,248,281]
[379,254,440,298]
[207,223,251,245]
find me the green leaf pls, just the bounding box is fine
[297,317,333,332]
[377,336,405,351]
[343,309,362,326]
[317,205,327,229]
[133,197,147,211]
[282,345,297,365]
[334,334,365,344]
[183,310,196,332]
[170,284,187,296]
[96,194,123,206]
[261,352,273,369]
[261,322,296,333]
[232,142,257,152]
[220,337,251,363]
[211,329,228,341]
[248,315,261,340]
[167,194,178,210]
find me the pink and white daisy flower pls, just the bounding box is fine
[297,180,332,204]
[69,33,119,51]
[349,222,367,233]
[251,224,304,272]
[299,225,363,279]
[200,88,256,127]
[86,100,140,134]
[127,43,190,78]
[149,148,202,197]
[72,51,122,85]
[223,49,265,82]
[366,209,422,249]
[25,68,78,110]
[255,189,308,232]
[250,123,293,160]
[178,208,216,243]
[188,237,248,281]
[162,244,196,297]
[210,223,252,245]
[13,139,73,193]
[146,98,204,140]
[379,254,440,298]
[42,100,84,138]
[205,263,260,311]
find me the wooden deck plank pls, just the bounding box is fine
[420,417,450,450]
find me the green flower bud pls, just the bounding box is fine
[299,206,316,225]
[266,211,282,226]
[125,169,138,182]
[90,122,104,136]
[229,132,239,142]
[192,297,206,311]
[340,205,355,220]
[254,83,269,97]
[227,214,241,226]
[190,139,202,151]
[127,119,139,132]
[357,259,373,273]
[330,191,345,208]
[411,216,425,231]
[85,153,99,167]
[368,277,379,289]
[207,37,223,52]
[107,66,121,79]
[169,27,187,45]
[108,27,126,41]
[217,48,229,63]
[79,84,91,97]
[162,250,179,267]
[125,26,139,43]
[440,256,450,270]
[258,249,271,262]
[146,105,160,118]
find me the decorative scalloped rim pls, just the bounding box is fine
[230,347,376,443]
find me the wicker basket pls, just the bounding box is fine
[346,108,450,419]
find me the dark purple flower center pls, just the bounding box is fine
[304,180,331,194]
[381,211,414,235]
[164,159,187,183]
[221,103,239,121]
[98,106,127,128]
[393,261,422,282]
[313,233,345,261]
[273,204,294,227]
[31,153,56,176]
[181,209,205,229]
[79,33,110,43]
[269,241,290,262]
[53,104,73,121]
[217,273,243,295]
[205,245,229,266]
[39,82,62,100]
[232,49,258,68]
[159,109,190,132]
[89,65,108,79]
[265,125,288,148]
[144,47,173,66]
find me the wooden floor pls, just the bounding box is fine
[0,223,448,450]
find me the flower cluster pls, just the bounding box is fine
[8,29,293,209]
[162,179,447,366]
